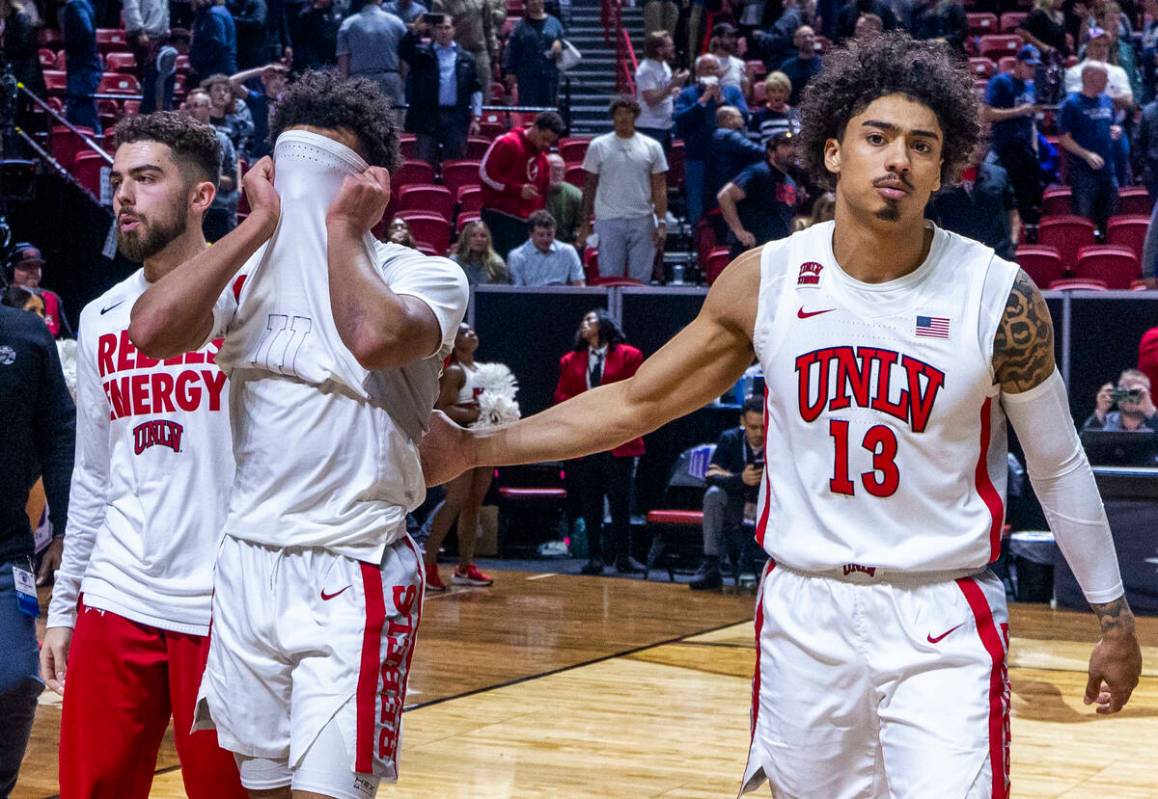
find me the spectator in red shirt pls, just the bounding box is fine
[1140,327,1158,390]
[479,111,566,258]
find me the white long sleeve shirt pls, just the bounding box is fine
[47,270,234,634]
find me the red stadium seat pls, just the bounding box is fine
[175,54,190,74]
[967,12,998,34]
[565,164,586,188]
[668,138,685,189]
[1041,185,1072,216]
[968,57,996,79]
[95,28,128,54]
[1048,277,1108,290]
[72,151,109,199]
[440,159,482,198]
[978,34,1022,60]
[997,55,1017,73]
[38,48,55,68]
[396,184,454,221]
[705,246,732,284]
[1116,185,1153,216]
[42,69,67,95]
[559,137,591,165]
[395,211,451,253]
[464,136,493,159]
[1130,279,1151,290]
[398,133,417,160]
[457,185,483,213]
[455,210,481,232]
[1105,215,1149,261]
[1016,246,1066,288]
[393,159,436,187]
[1037,215,1095,268]
[479,118,505,139]
[582,245,599,284]
[105,51,137,73]
[1074,245,1140,289]
[98,72,141,95]
[50,125,98,169]
[752,81,766,104]
[1000,11,1027,31]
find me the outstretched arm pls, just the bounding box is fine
[994,269,1142,714]
[420,248,761,485]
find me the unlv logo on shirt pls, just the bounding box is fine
[797,262,823,287]
[133,420,184,454]
[527,160,541,182]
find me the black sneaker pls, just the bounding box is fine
[614,556,647,574]
[580,558,604,575]
[689,563,723,591]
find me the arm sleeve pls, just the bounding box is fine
[1001,369,1125,604]
[479,138,524,197]
[553,353,577,403]
[580,140,601,174]
[46,320,106,629]
[32,326,75,538]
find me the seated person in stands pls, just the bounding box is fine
[690,395,765,591]
[506,210,585,286]
[387,218,419,249]
[450,220,510,284]
[5,244,73,338]
[1084,368,1158,432]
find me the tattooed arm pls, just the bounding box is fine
[994,269,1142,714]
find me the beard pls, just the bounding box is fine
[874,203,901,222]
[117,206,188,263]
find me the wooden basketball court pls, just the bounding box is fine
[15,571,1158,798]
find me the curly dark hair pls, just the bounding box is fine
[269,69,400,170]
[112,111,221,187]
[797,32,980,190]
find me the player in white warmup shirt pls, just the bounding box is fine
[41,113,246,799]
[420,33,1143,797]
[129,72,468,799]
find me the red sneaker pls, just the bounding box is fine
[425,561,448,593]
[452,563,494,587]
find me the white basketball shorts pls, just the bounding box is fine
[194,533,424,792]
[741,561,1010,799]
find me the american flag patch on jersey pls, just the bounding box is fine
[915,315,950,339]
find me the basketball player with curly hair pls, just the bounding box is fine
[421,33,1142,797]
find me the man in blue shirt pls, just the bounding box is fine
[399,13,483,166]
[705,105,764,218]
[927,149,1020,260]
[984,44,1041,223]
[717,132,800,257]
[507,210,586,286]
[189,0,238,85]
[777,25,822,105]
[228,62,288,160]
[61,0,102,132]
[1059,62,1119,230]
[674,53,749,225]
[336,0,408,107]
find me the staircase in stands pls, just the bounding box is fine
[562,0,644,134]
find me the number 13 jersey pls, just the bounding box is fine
[752,221,1021,574]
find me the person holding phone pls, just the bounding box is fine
[1084,369,1158,432]
[689,394,766,590]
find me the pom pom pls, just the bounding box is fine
[472,361,521,429]
[56,339,78,401]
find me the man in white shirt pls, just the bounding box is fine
[40,112,246,799]
[1064,26,1134,107]
[710,22,749,96]
[129,71,469,799]
[579,96,669,283]
[635,30,689,152]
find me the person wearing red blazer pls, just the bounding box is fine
[554,310,648,575]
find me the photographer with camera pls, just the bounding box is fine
[1084,369,1158,432]
[690,394,765,591]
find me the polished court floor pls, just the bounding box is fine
[15,570,1158,798]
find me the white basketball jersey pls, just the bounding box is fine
[752,221,1020,573]
[209,131,468,563]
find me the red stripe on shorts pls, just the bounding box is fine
[956,577,1009,799]
[356,562,388,774]
[754,386,772,547]
[974,397,1005,562]
[749,559,775,740]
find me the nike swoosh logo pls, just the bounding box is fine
[100,300,126,315]
[927,623,965,644]
[320,585,352,601]
[797,306,835,319]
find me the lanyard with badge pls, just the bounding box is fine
[13,559,38,617]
